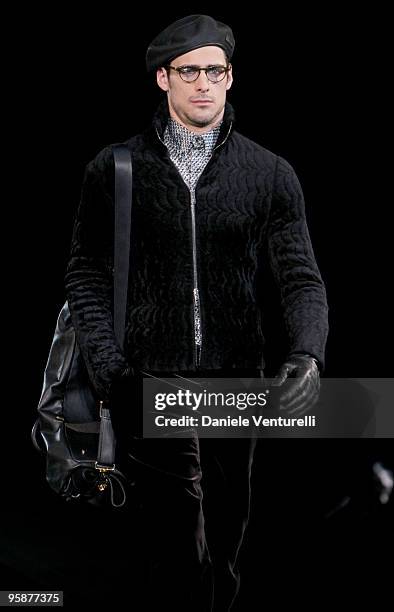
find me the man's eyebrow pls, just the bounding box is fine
[178,63,225,67]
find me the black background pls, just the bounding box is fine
[3,4,392,608]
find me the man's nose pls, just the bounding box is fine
[194,71,210,91]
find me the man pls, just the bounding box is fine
[64,14,328,611]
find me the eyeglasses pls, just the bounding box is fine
[166,64,230,83]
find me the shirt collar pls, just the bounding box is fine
[164,118,222,156]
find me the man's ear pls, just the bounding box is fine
[226,64,233,91]
[157,67,169,92]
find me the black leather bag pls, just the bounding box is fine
[31,145,133,509]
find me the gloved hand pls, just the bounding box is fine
[271,354,320,415]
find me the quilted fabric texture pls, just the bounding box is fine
[64,101,328,400]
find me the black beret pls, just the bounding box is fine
[146,14,235,72]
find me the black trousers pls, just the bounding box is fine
[115,369,261,611]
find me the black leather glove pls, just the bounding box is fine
[271,354,320,415]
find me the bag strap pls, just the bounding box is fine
[97,144,132,473]
[113,144,133,350]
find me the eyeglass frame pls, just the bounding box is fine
[165,64,231,83]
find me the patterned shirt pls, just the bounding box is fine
[163,118,222,191]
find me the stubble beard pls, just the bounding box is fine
[168,93,225,130]
[183,105,224,130]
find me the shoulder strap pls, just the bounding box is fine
[112,144,133,350]
[97,145,132,476]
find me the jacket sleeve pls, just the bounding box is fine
[267,155,329,369]
[64,149,129,400]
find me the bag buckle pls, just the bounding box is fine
[95,461,116,472]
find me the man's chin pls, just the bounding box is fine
[187,112,217,129]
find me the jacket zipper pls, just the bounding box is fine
[155,122,233,369]
[189,123,232,368]
[190,189,202,368]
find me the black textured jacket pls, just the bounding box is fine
[64,101,328,400]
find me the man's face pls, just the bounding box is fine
[156,46,233,132]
